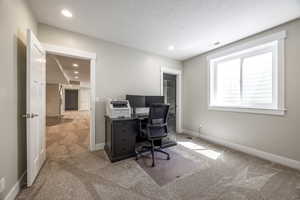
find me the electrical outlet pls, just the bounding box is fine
[198,124,203,133]
[0,177,5,193]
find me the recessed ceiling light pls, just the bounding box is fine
[74,71,79,74]
[168,45,175,51]
[72,63,79,67]
[61,9,73,18]
[74,76,79,79]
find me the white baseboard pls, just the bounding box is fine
[79,109,90,112]
[4,172,26,200]
[182,129,300,171]
[182,129,200,137]
[95,143,105,151]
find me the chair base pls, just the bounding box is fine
[136,145,170,167]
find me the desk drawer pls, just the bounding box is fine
[113,121,137,135]
[115,143,131,156]
[112,120,137,157]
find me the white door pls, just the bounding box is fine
[25,30,46,186]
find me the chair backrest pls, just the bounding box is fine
[147,104,170,138]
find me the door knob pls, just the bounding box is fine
[31,113,39,118]
[22,113,39,118]
[22,113,31,118]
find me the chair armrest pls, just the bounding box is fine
[147,123,167,128]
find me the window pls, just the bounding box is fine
[208,31,286,115]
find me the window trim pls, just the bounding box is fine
[207,31,287,115]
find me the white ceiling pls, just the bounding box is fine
[46,54,90,85]
[55,55,90,83]
[46,55,69,84]
[29,0,300,60]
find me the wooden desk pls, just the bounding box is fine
[104,115,177,162]
[104,115,139,162]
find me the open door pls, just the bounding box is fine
[25,30,46,186]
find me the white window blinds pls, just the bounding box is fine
[215,58,241,106]
[242,52,273,106]
[208,31,286,115]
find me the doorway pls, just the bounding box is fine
[160,67,182,137]
[46,54,92,159]
[163,74,177,134]
[65,89,79,111]
[26,30,97,186]
[44,44,96,152]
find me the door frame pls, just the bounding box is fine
[43,43,97,151]
[160,67,182,133]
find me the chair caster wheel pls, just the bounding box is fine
[152,163,155,167]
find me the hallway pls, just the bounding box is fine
[46,111,90,160]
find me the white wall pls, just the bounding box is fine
[0,0,37,198]
[79,88,90,111]
[37,23,183,144]
[46,84,61,116]
[183,19,300,162]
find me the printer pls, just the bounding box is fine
[106,99,131,118]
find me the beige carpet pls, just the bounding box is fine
[45,111,90,160]
[17,112,300,200]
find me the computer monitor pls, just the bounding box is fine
[126,95,146,108]
[145,96,165,107]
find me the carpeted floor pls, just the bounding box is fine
[17,111,300,200]
[45,111,90,160]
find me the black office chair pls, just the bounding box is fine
[136,104,170,167]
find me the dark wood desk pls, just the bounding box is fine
[104,115,177,162]
[104,115,139,162]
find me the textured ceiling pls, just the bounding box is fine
[29,0,300,60]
